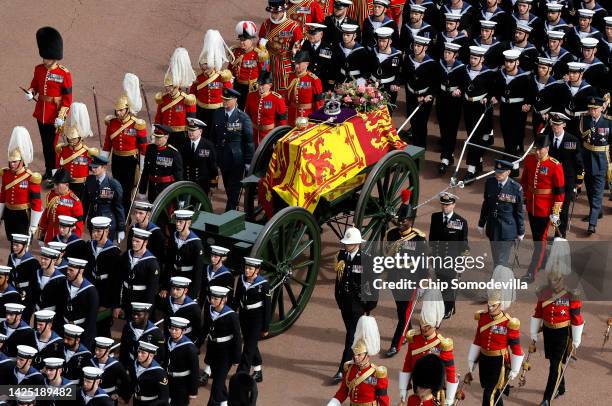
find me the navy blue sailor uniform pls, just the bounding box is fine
[119,320,166,367]
[531,75,567,136]
[162,295,202,344]
[301,39,335,91]
[437,57,466,166]
[437,31,470,60]
[440,1,476,37]
[165,231,204,301]
[8,251,40,322]
[77,387,114,406]
[33,330,64,370]
[201,264,235,306]
[62,279,99,348]
[63,343,93,385]
[472,36,508,70]
[53,233,88,261]
[138,142,183,204]
[370,46,403,110]
[544,47,576,80]
[0,320,36,357]
[126,222,166,265]
[403,53,438,149]
[32,268,66,318]
[476,7,513,41]
[0,283,21,319]
[399,21,437,53]
[43,375,74,406]
[91,356,131,402]
[163,335,199,406]
[562,79,597,135]
[6,364,45,385]
[581,57,610,96]
[362,15,400,50]
[323,15,361,45]
[82,175,125,241]
[130,359,169,406]
[404,0,441,32]
[565,26,604,56]
[331,41,375,83]
[510,41,539,73]
[117,250,160,318]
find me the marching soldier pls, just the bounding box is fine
[467,266,524,406]
[52,215,87,260]
[32,310,64,371]
[530,264,584,405]
[180,118,218,195]
[531,57,568,136]
[102,73,148,212]
[127,201,166,262]
[201,245,235,305]
[244,71,288,146]
[438,13,469,61]
[235,257,271,382]
[49,241,70,274]
[138,124,184,203]
[32,248,66,318]
[478,160,525,267]
[579,96,611,233]
[62,324,93,386]
[0,266,20,319]
[7,345,45,385]
[403,354,446,406]
[164,317,200,406]
[362,0,399,50]
[580,38,609,95]
[258,0,304,96]
[211,87,255,212]
[162,277,202,345]
[201,286,242,406]
[563,62,597,135]
[25,27,72,180]
[230,21,269,109]
[323,0,360,46]
[511,22,539,74]
[286,51,324,125]
[399,289,458,406]
[287,0,325,32]
[473,20,506,72]
[1,303,36,357]
[91,337,131,403]
[544,30,576,80]
[542,3,572,38]
[130,341,170,406]
[511,0,540,28]
[301,23,334,91]
[85,217,121,338]
[429,193,469,318]
[9,234,40,322]
[565,8,603,56]
[118,302,165,367]
[520,135,565,282]
[83,155,126,242]
[37,168,84,244]
[154,47,197,149]
[370,27,402,111]
[399,4,437,53]
[79,366,115,406]
[332,23,374,83]
[62,258,98,348]
[0,127,43,238]
[547,112,584,237]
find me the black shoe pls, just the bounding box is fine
[463,171,477,184]
[539,401,550,406]
[521,273,535,283]
[443,307,456,320]
[252,370,263,383]
[385,347,398,358]
[599,212,604,219]
[503,384,512,396]
[332,371,343,384]
[438,162,448,175]
[555,388,565,399]
[199,371,209,386]
[588,224,596,234]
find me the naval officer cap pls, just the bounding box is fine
[44,357,65,369]
[58,215,78,226]
[67,257,88,269]
[444,13,461,21]
[133,200,154,212]
[244,257,263,267]
[210,245,230,256]
[132,227,152,240]
[5,303,26,314]
[48,241,67,252]
[170,276,192,287]
[444,42,462,52]
[64,324,85,338]
[222,87,241,100]
[413,35,431,46]
[83,366,104,380]
[34,309,56,321]
[546,2,563,11]
[469,46,487,56]
[549,112,570,124]
[187,117,207,130]
[341,24,360,34]
[439,193,458,205]
[580,37,598,49]
[11,234,30,244]
[375,27,394,39]
[334,0,353,8]
[94,336,114,349]
[174,209,194,220]
[210,286,231,298]
[494,159,514,172]
[170,316,190,329]
[588,96,605,108]
[91,216,112,229]
[515,21,533,33]
[0,265,11,275]
[17,345,38,359]
[138,340,159,354]
[306,23,326,34]
[153,124,172,137]
[131,302,153,312]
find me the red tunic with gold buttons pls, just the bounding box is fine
[385,0,405,26]
[0,167,43,212]
[407,395,437,406]
[520,154,565,218]
[154,92,197,132]
[534,288,583,329]
[318,0,335,15]
[189,71,233,110]
[55,143,98,184]
[259,18,303,94]
[29,63,73,124]
[333,362,390,406]
[287,0,325,32]
[473,310,523,359]
[286,71,324,125]
[103,115,148,157]
[38,189,84,243]
[230,47,267,88]
[244,91,288,146]
[401,330,457,384]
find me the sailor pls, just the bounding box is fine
[399,4,437,53]
[580,38,609,95]
[130,341,170,406]
[8,233,40,321]
[543,30,576,80]
[118,302,165,368]
[437,13,470,60]
[79,366,114,405]
[201,245,235,306]
[32,247,66,320]
[33,310,64,374]
[62,257,98,348]
[370,27,402,112]
[62,324,93,386]
[6,345,45,385]
[51,215,87,261]
[531,57,568,137]
[164,317,200,406]
[562,62,597,135]
[0,303,37,357]
[331,24,374,83]
[361,0,399,51]
[510,22,539,73]
[162,276,202,345]
[476,0,512,42]
[473,20,506,80]
[0,266,20,320]
[91,337,131,404]
[127,201,166,263]
[42,357,73,399]
[323,0,360,46]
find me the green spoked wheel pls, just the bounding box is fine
[250,206,321,336]
[353,150,420,254]
[244,125,292,223]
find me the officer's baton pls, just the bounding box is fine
[492,377,512,406]
[397,102,423,133]
[92,86,103,147]
[552,347,576,399]
[460,141,534,187]
[109,318,164,352]
[140,83,153,128]
[451,102,492,181]
[19,86,38,102]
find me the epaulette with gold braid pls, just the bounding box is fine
[375,365,387,378]
[87,147,100,157]
[69,191,81,201]
[219,69,233,82]
[549,156,560,165]
[28,171,42,184]
[134,118,146,130]
[154,92,163,104]
[407,329,419,343]
[343,361,353,373]
[55,143,65,154]
[475,310,486,321]
[508,317,520,330]
[440,337,454,351]
[58,64,70,72]
[272,91,283,99]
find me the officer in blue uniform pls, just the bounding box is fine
[478,159,525,267]
[580,96,612,234]
[211,87,254,212]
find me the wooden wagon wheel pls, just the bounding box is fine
[353,150,420,254]
[244,125,292,223]
[250,206,321,336]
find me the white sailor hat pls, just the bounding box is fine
[17,345,38,359]
[83,366,104,380]
[306,23,327,33]
[373,0,390,6]
[244,257,263,267]
[546,2,563,11]
[67,257,88,268]
[58,215,78,226]
[580,37,599,48]
[169,316,190,329]
[413,35,431,45]
[138,341,158,354]
[40,246,61,259]
[567,61,587,72]
[444,12,461,21]
[34,309,56,321]
[131,302,153,312]
[210,286,231,298]
[469,46,487,56]
[503,49,521,60]
[577,8,595,18]
[515,21,533,33]
[0,265,11,275]
[605,16,612,26]
[132,227,152,240]
[537,56,554,66]
[547,30,565,40]
[5,303,26,314]
[480,20,497,29]
[94,336,114,348]
[91,216,112,229]
[335,0,353,7]
[11,234,30,244]
[517,0,533,3]
[47,241,67,252]
[64,324,84,337]
[340,24,360,33]
[133,201,154,212]
[0,333,7,342]
[410,4,426,13]
[173,209,194,220]
[444,42,462,52]
[16,394,36,405]
[210,245,230,256]
[43,357,65,369]
[170,276,192,287]
[375,27,394,38]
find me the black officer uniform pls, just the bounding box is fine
[117,249,160,318]
[180,118,218,194]
[162,286,202,345]
[301,24,335,91]
[399,8,438,53]
[362,11,399,51]
[8,238,40,322]
[82,156,125,241]
[62,260,99,348]
[370,27,403,110]
[531,57,568,136]
[91,338,131,403]
[211,87,254,212]
[130,342,169,406]
[126,201,166,264]
[53,232,88,261]
[323,3,360,45]
[0,309,36,357]
[163,318,199,406]
[547,113,584,237]
[32,250,67,317]
[139,124,184,203]
[201,246,235,305]
[331,25,375,83]
[119,304,165,367]
[429,193,469,317]
[478,160,525,267]
[165,226,204,300]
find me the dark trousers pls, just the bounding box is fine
[584,168,606,227]
[527,213,551,277]
[208,358,231,406]
[169,376,191,406]
[146,181,172,204]
[490,240,514,267]
[37,121,58,175]
[69,182,85,202]
[238,317,263,373]
[220,167,244,212]
[3,208,29,240]
[479,353,505,406]
[196,107,217,140]
[437,93,463,161]
[111,154,139,212]
[234,83,250,110]
[436,269,457,315]
[500,103,527,157]
[558,189,573,237]
[405,93,433,149]
[543,325,570,401]
[464,101,493,168]
[337,301,363,373]
[391,300,410,349]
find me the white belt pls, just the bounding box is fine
[378,76,396,84]
[501,97,524,104]
[16,282,29,288]
[440,85,458,92]
[175,265,193,272]
[93,274,109,280]
[465,94,486,102]
[169,370,191,377]
[102,386,116,393]
[565,108,587,117]
[209,334,233,343]
[340,68,361,76]
[35,305,56,311]
[136,395,158,401]
[64,317,86,325]
[124,282,147,290]
[406,84,429,95]
[246,301,263,310]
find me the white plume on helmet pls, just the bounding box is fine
[420,288,445,328]
[69,102,93,138]
[198,30,229,71]
[235,21,257,38]
[352,315,380,355]
[165,47,196,87]
[488,265,516,311]
[545,237,571,276]
[123,73,142,114]
[8,126,34,165]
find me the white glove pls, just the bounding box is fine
[139,154,145,173]
[54,117,64,127]
[517,234,524,241]
[259,38,269,47]
[572,324,584,348]
[29,226,38,236]
[509,352,524,380]
[136,193,147,201]
[30,209,43,229]
[508,370,519,380]
[24,91,34,101]
[530,317,542,342]
[399,389,408,402]
[477,226,484,236]
[550,214,560,225]
[445,380,459,405]
[399,371,411,401]
[468,343,480,373]
[326,399,341,406]
[151,125,156,134]
[0,203,5,222]
[117,231,125,244]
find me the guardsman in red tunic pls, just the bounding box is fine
[25,27,73,180]
[399,289,458,406]
[385,0,405,26]
[102,73,148,212]
[530,262,584,405]
[467,266,524,406]
[327,316,390,406]
[55,128,98,201]
[191,30,234,136]
[0,127,43,239]
[286,51,324,126]
[259,0,304,96]
[405,354,446,406]
[520,135,565,283]
[245,72,288,146]
[287,0,325,32]
[230,21,270,109]
[155,47,197,149]
[37,168,84,244]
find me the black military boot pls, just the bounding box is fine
[252,370,263,383]
[385,347,398,358]
[332,371,343,384]
[199,370,209,386]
